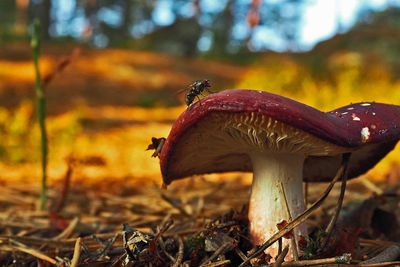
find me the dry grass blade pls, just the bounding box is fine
[359,238,398,247]
[235,247,248,261]
[171,235,184,267]
[159,237,176,262]
[0,188,35,205]
[238,153,350,267]
[161,193,191,217]
[53,161,73,213]
[8,244,57,264]
[0,235,74,247]
[164,227,205,237]
[201,242,232,266]
[42,48,81,89]
[53,217,79,240]
[268,253,351,266]
[361,245,400,264]
[70,237,82,267]
[320,152,351,250]
[200,259,231,267]
[272,245,289,267]
[278,181,299,260]
[360,177,383,195]
[359,262,400,267]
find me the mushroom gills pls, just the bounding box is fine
[225,112,346,155]
[168,112,350,180]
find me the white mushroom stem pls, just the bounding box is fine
[249,152,308,259]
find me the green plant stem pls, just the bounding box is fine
[31,19,48,211]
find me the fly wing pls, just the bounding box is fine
[175,87,189,95]
[175,83,195,95]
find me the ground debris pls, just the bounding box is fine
[0,176,400,266]
[205,232,236,253]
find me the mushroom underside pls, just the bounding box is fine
[165,111,395,183]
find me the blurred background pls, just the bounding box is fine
[1,0,400,184]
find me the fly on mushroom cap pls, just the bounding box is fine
[159,89,400,259]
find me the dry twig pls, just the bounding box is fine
[171,235,184,267]
[42,48,80,89]
[201,242,232,266]
[235,247,248,262]
[159,237,176,262]
[320,153,351,251]
[70,237,82,267]
[278,181,299,260]
[360,177,383,195]
[272,245,289,267]
[53,161,73,213]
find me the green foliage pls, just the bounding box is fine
[237,52,400,111]
[0,101,82,165]
[0,101,34,164]
[300,230,324,260]
[137,94,160,108]
[184,235,206,260]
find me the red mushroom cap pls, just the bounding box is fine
[160,89,400,184]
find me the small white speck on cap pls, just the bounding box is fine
[372,112,376,116]
[361,127,370,143]
[361,103,371,106]
[352,113,361,121]
[342,112,348,115]
[347,107,355,110]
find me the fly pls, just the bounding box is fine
[146,137,166,158]
[177,79,214,107]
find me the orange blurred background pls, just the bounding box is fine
[1,1,400,186]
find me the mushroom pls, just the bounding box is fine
[159,89,400,258]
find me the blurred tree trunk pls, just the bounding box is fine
[27,0,51,40]
[82,0,99,41]
[40,0,51,40]
[245,0,261,49]
[212,0,233,54]
[0,0,16,37]
[15,0,28,34]
[121,0,132,37]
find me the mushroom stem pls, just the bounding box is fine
[249,152,308,259]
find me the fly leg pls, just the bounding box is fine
[205,88,216,94]
[196,95,202,105]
